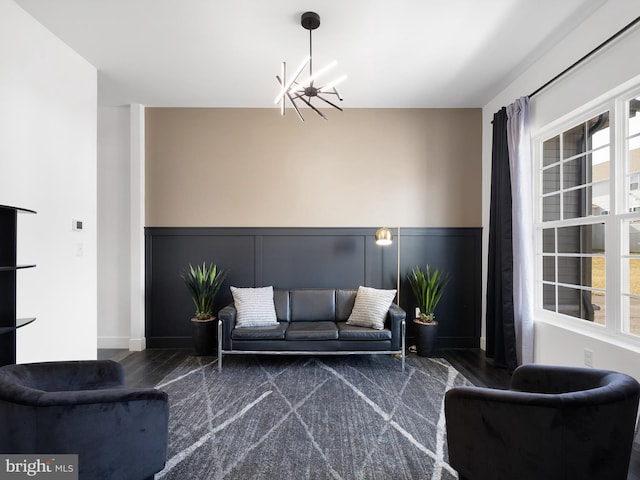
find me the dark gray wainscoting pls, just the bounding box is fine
[145,227,481,349]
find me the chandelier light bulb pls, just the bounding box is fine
[319,74,348,93]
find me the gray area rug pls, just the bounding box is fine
[154,354,472,480]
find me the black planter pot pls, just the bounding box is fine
[191,318,216,356]
[414,321,438,356]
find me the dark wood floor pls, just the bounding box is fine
[440,348,511,389]
[99,347,638,479]
[98,348,198,388]
[99,347,512,389]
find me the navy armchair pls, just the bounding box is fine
[445,364,640,480]
[0,360,169,480]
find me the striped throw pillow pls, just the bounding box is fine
[346,286,396,330]
[231,286,278,328]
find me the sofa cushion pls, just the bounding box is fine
[336,289,357,321]
[346,286,396,330]
[274,290,290,322]
[337,322,392,340]
[285,321,338,340]
[290,290,336,322]
[231,286,278,328]
[232,322,288,340]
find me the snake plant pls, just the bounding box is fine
[182,262,227,320]
[407,265,449,324]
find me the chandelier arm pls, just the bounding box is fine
[289,82,304,95]
[316,94,343,112]
[275,75,286,116]
[296,95,327,120]
[318,74,347,94]
[281,63,286,115]
[287,95,305,121]
[314,86,343,101]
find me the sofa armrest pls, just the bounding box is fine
[386,303,406,350]
[218,303,237,350]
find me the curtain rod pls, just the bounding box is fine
[529,15,640,99]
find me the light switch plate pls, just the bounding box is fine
[584,348,594,367]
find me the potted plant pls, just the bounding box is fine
[407,265,449,356]
[181,262,227,355]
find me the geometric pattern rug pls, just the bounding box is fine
[154,354,472,480]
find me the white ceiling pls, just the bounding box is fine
[15,0,605,108]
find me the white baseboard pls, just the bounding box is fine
[480,336,486,351]
[98,337,147,351]
[129,337,146,351]
[98,336,130,349]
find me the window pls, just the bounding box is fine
[536,90,640,342]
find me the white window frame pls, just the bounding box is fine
[533,84,640,349]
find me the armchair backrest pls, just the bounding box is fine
[0,360,125,398]
[510,363,640,399]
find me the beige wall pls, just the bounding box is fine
[145,108,481,227]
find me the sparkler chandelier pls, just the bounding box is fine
[274,11,347,121]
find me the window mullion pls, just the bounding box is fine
[559,134,564,220]
[605,98,622,335]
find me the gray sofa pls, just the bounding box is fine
[217,288,406,371]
